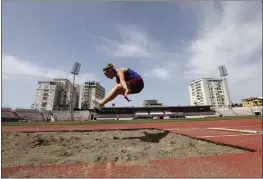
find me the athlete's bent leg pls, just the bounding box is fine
[98,84,124,108]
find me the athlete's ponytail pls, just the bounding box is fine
[103,63,115,72]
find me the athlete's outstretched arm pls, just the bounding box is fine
[117,70,130,97]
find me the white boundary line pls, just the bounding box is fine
[106,162,113,178]
[198,133,262,138]
[164,125,261,131]
[207,127,261,134]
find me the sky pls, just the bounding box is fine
[2,1,262,109]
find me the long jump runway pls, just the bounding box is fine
[2,119,262,178]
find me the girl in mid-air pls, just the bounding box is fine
[92,63,144,112]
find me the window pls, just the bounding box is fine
[42,102,47,107]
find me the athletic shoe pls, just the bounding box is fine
[92,98,103,110]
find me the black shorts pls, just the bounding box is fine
[126,77,144,94]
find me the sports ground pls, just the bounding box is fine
[2,116,262,178]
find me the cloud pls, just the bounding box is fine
[184,1,262,99]
[94,25,153,58]
[2,55,97,85]
[144,59,180,80]
[185,1,261,77]
[84,25,183,80]
[81,1,262,93]
[145,67,169,80]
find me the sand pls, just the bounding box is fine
[2,129,248,167]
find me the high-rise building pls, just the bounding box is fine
[188,78,231,108]
[34,81,64,111]
[34,79,80,111]
[53,78,73,109]
[81,81,106,109]
[74,85,81,109]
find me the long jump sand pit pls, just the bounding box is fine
[2,129,249,168]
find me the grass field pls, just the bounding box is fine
[1,115,261,126]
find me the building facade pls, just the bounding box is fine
[188,78,231,108]
[242,97,263,107]
[34,79,80,111]
[34,81,63,111]
[81,81,105,109]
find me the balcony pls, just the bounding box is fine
[42,97,48,101]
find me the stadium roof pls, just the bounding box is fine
[101,105,212,109]
[53,78,71,81]
[241,97,263,101]
[37,81,57,83]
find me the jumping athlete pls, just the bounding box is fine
[92,63,144,112]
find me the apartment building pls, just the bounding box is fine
[34,81,64,111]
[242,97,263,107]
[34,79,80,111]
[74,85,81,109]
[53,79,80,110]
[53,79,71,107]
[81,81,105,109]
[188,78,231,108]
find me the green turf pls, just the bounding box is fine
[1,115,261,126]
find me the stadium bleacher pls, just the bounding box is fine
[231,107,254,116]
[96,105,216,120]
[14,109,45,122]
[214,108,236,116]
[2,104,260,123]
[148,111,165,117]
[1,108,20,122]
[135,111,150,117]
[53,111,71,121]
[2,108,19,118]
[213,106,263,116]
[96,107,135,120]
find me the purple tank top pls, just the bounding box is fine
[116,68,140,83]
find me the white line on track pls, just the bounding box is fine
[198,133,262,138]
[165,125,261,131]
[106,162,113,178]
[207,128,259,134]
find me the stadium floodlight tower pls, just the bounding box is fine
[70,62,81,120]
[218,65,231,108]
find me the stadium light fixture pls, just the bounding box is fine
[70,62,81,120]
[218,65,232,108]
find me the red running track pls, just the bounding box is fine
[2,152,262,178]
[2,119,262,178]
[2,118,262,132]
